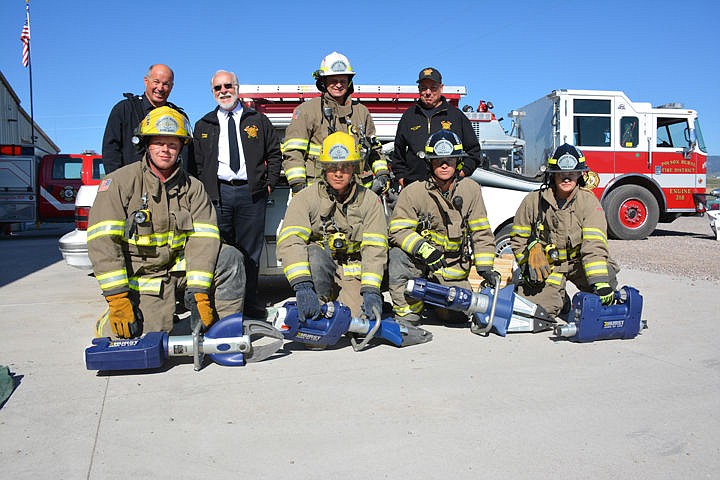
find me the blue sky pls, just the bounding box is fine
[1,0,718,156]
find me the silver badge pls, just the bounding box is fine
[155,115,179,134]
[557,153,578,170]
[433,139,454,157]
[328,144,350,161]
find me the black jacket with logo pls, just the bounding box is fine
[191,107,282,202]
[390,97,480,185]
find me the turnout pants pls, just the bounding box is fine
[96,244,246,337]
[307,244,363,318]
[388,246,471,323]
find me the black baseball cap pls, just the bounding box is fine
[417,67,442,84]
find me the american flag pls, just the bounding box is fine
[20,19,30,67]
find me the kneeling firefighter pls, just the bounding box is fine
[88,106,247,338]
[388,129,498,326]
[510,143,619,317]
[277,131,389,320]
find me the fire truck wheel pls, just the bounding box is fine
[604,185,659,240]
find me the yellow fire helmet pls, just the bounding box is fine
[137,106,192,144]
[318,132,362,167]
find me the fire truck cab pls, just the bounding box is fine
[514,89,707,240]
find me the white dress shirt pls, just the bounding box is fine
[216,104,248,181]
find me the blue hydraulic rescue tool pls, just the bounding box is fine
[406,277,555,336]
[273,301,433,350]
[85,316,285,372]
[555,286,645,342]
[405,277,645,341]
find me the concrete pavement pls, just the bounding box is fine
[0,232,718,479]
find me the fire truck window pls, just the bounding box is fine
[656,117,687,148]
[52,157,82,180]
[620,117,639,148]
[573,99,611,114]
[92,158,106,180]
[573,116,611,147]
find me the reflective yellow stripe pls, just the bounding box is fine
[281,138,310,153]
[546,271,563,286]
[473,252,494,267]
[510,225,531,238]
[87,220,124,241]
[96,269,128,291]
[187,270,213,289]
[285,166,307,182]
[389,218,418,233]
[190,222,220,240]
[171,254,186,272]
[468,217,491,231]
[441,266,469,280]
[394,301,423,316]
[584,260,608,278]
[284,262,311,282]
[582,227,608,246]
[371,159,388,174]
[128,276,163,295]
[361,271,382,288]
[424,230,461,251]
[362,232,388,249]
[308,143,322,156]
[278,225,311,245]
[401,231,425,254]
[342,262,361,278]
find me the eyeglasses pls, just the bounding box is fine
[325,78,349,86]
[213,83,235,92]
[325,163,355,173]
[431,157,458,167]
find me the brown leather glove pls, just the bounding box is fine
[106,292,141,338]
[186,291,216,332]
[527,241,552,283]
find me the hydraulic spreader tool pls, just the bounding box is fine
[406,278,645,341]
[405,277,555,336]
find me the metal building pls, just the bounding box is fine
[0,69,59,154]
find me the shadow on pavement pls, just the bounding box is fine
[0,223,75,287]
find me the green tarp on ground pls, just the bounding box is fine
[0,365,16,408]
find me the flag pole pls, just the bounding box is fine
[25,0,35,152]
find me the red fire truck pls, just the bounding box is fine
[512,90,708,240]
[0,144,101,229]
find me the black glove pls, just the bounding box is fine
[293,281,321,321]
[291,183,306,195]
[361,290,383,319]
[184,290,216,333]
[370,174,391,195]
[478,269,501,287]
[593,282,615,306]
[417,242,446,272]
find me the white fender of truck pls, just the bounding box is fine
[599,173,666,208]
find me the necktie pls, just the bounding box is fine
[227,111,240,173]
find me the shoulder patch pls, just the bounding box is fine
[98,178,112,192]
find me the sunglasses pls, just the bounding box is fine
[213,83,235,92]
[431,157,458,167]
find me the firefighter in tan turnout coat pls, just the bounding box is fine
[510,143,618,317]
[88,106,245,338]
[277,131,388,321]
[388,129,497,326]
[281,52,389,195]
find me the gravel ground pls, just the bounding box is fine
[609,214,720,282]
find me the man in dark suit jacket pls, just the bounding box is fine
[190,70,282,318]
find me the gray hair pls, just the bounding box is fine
[211,70,239,88]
